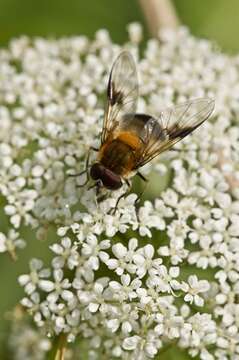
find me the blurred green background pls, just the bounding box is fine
[0,0,239,52]
[0,0,238,358]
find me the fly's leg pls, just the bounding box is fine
[110,179,131,215]
[69,146,98,187]
[168,148,188,153]
[137,172,148,182]
[86,179,105,210]
[135,172,148,204]
[97,193,108,203]
[87,179,103,192]
[134,172,149,223]
[110,172,148,215]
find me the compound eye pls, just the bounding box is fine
[101,168,123,190]
[90,163,102,180]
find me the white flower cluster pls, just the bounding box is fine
[19,232,214,359]
[7,306,52,360]
[0,24,239,359]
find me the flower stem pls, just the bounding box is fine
[6,242,17,262]
[9,249,17,262]
[54,334,67,360]
[139,0,180,36]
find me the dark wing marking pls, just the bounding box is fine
[134,98,215,168]
[101,51,138,144]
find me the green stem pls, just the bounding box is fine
[54,334,67,360]
[9,250,17,262]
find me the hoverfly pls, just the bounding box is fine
[74,51,214,210]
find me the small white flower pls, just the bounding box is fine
[133,244,161,278]
[50,237,79,269]
[158,239,189,265]
[109,274,142,302]
[138,201,166,237]
[148,264,181,294]
[46,269,74,303]
[167,219,190,244]
[106,238,138,275]
[182,275,210,306]
[122,335,141,351]
[0,229,25,257]
[78,278,110,314]
[18,259,51,295]
[81,234,110,270]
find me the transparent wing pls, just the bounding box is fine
[101,51,139,144]
[135,98,215,168]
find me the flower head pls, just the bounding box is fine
[0,24,238,359]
